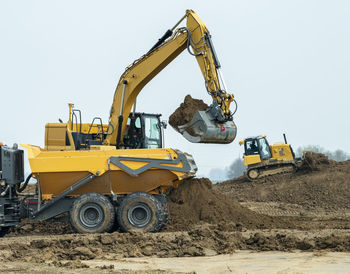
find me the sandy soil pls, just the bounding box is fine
[1,252,350,273]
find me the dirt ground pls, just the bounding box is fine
[1,152,350,273]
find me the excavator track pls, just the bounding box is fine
[246,162,297,181]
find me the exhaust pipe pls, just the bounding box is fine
[283,133,287,144]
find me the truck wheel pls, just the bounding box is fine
[70,193,115,234]
[117,192,162,232]
[155,194,169,230]
[0,227,9,237]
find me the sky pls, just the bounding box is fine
[1,0,349,179]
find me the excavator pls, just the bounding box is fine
[239,134,301,181]
[44,9,237,151]
[0,10,237,236]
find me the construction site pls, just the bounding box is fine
[1,2,349,273]
[0,151,350,272]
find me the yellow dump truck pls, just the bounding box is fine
[0,10,237,236]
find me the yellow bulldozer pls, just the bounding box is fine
[239,134,301,181]
[0,10,237,236]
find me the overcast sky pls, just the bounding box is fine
[1,0,349,177]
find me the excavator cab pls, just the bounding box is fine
[44,104,165,151]
[123,113,165,149]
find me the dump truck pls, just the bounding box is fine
[0,10,237,236]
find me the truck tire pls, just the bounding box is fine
[0,227,9,237]
[155,194,169,230]
[70,193,115,234]
[117,192,162,232]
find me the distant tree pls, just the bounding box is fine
[226,157,246,179]
[296,145,326,156]
[330,149,349,161]
[297,145,350,162]
[208,168,228,182]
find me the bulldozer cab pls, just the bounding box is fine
[242,136,272,161]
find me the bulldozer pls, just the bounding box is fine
[0,10,237,236]
[239,134,301,181]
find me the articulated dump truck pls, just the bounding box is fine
[0,9,237,236]
[0,143,196,235]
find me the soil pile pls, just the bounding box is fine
[215,153,350,210]
[8,220,74,237]
[299,151,332,171]
[169,95,208,130]
[3,228,350,265]
[166,178,282,231]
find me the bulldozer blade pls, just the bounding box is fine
[175,110,237,144]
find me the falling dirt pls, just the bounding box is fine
[168,95,208,130]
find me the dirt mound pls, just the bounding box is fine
[8,220,74,236]
[166,178,282,231]
[4,229,241,263]
[299,151,332,171]
[169,95,208,130]
[215,154,350,210]
[3,228,350,265]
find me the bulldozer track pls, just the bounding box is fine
[246,162,296,181]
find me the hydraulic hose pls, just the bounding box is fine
[17,173,32,193]
[231,99,238,116]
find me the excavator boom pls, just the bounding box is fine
[105,10,237,146]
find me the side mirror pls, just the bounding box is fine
[161,120,167,129]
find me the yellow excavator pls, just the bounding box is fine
[239,134,301,181]
[11,10,237,235]
[44,9,237,151]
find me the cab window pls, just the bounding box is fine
[144,116,161,148]
[258,138,271,160]
[126,117,141,128]
[245,139,259,155]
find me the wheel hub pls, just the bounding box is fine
[128,203,152,228]
[248,169,259,179]
[80,203,104,228]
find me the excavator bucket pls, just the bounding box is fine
[175,109,237,144]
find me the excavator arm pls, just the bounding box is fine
[104,10,237,146]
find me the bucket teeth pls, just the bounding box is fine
[174,110,237,144]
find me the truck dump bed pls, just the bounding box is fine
[22,144,197,200]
